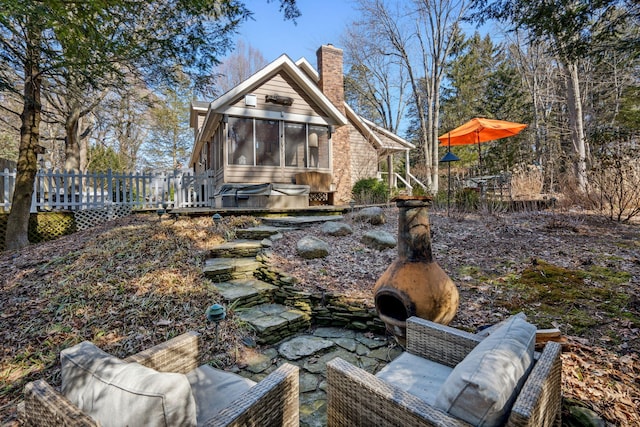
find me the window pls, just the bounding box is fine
[226,116,330,169]
[284,123,306,167]
[255,119,280,166]
[228,117,253,165]
[309,125,329,169]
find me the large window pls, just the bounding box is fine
[284,123,306,167]
[228,117,253,165]
[255,119,280,166]
[309,125,329,169]
[227,117,330,169]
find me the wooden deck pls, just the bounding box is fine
[165,204,352,218]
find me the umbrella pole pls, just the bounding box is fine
[477,130,482,175]
[447,161,451,216]
[447,136,451,216]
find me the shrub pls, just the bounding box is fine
[510,164,543,199]
[352,178,388,204]
[586,153,640,222]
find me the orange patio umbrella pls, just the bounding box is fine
[438,117,527,171]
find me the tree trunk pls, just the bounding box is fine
[6,32,42,251]
[565,61,587,192]
[64,103,81,171]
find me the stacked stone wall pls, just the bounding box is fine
[255,251,386,334]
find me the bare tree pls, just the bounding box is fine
[352,0,467,193]
[342,25,408,134]
[508,32,564,192]
[214,40,268,94]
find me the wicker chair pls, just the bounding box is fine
[327,316,562,427]
[22,331,299,427]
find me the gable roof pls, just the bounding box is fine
[345,105,415,153]
[190,52,413,167]
[209,54,348,126]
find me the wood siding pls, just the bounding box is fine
[230,72,326,119]
[349,123,379,182]
[222,165,328,185]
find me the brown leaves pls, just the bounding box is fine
[1,209,639,426]
[270,208,640,426]
[562,340,640,425]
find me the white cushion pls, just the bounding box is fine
[375,352,453,405]
[187,365,256,425]
[434,316,536,426]
[61,341,197,427]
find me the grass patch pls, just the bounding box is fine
[497,260,633,333]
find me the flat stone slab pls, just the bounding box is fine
[356,335,389,349]
[209,240,264,258]
[313,327,356,339]
[203,257,261,281]
[299,372,320,393]
[244,348,278,374]
[303,348,360,374]
[331,338,358,352]
[236,303,309,337]
[235,226,290,240]
[299,391,327,427]
[213,278,277,305]
[278,336,335,360]
[367,345,403,362]
[262,215,343,227]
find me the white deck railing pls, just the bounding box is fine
[0,169,215,213]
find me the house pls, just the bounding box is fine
[189,44,415,208]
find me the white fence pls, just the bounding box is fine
[0,169,216,212]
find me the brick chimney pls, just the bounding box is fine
[317,44,351,205]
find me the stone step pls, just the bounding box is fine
[209,240,265,258]
[213,278,278,308]
[236,303,311,345]
[235,226,286,240]
[203,257,262,283]
[261,215,343,228]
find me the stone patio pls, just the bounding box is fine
[236,327,401,427]
[204,216,400,426]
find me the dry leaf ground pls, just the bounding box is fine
[1,208,639,425]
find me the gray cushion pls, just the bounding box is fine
[61,341,197,427]
[376,352,453,405]
[187,364,256,425]
[434,316,536,426]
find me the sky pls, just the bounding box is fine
[230,0,360,67]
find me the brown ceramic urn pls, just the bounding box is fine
[373,196,459,344]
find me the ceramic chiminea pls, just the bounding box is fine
[373,196,459,344]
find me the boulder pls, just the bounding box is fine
[321,221,353,236]
[354,206,386,225]
[297,236,330,259]
[361,230,396,250]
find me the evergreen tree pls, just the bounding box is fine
[0,0,299,250]
[141,75,192,171]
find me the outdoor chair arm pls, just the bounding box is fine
[124,331,200,374]
[22,380,98,427]
[327,357,472,427]
[507,341,563,427]
[406,317,482,368]
[204,363,300,427]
